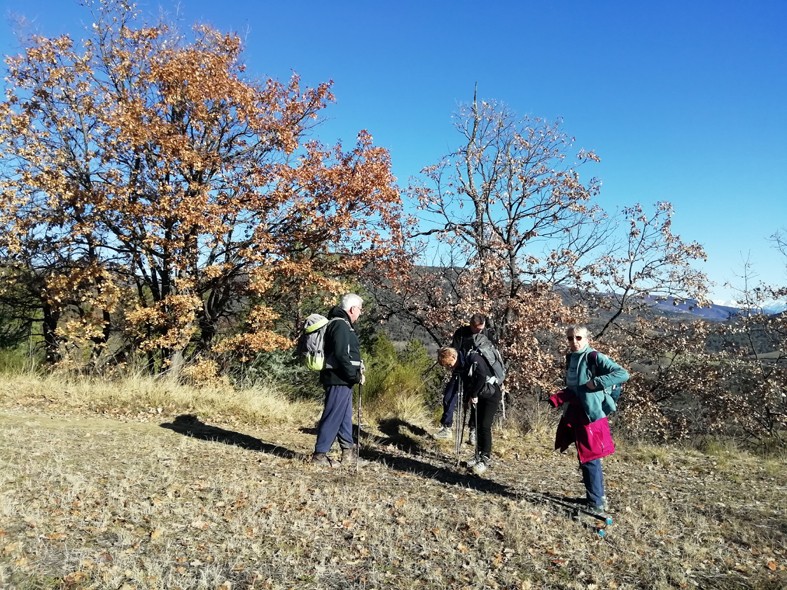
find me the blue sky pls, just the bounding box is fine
[2,0,786,304]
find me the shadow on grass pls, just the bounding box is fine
[359,444,520,498]
[301,417,457,462]
[296,417,519,497]
[356,417,519,498]
[374,417,430,453]
[160,416,572,504]
[160,414,302,460]
[299,419,430,453]
[521,491,615,533]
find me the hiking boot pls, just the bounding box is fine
[432,425,452,440]
[467,429,477,445]
[585,495,609,512]
[466,455,490,468]
[471,460,489,476]
[585,503,607,516]
[469,454,491,473]
[310,452,336,467]
[340,447,357,465]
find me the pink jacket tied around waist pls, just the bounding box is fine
[549,388,615,464]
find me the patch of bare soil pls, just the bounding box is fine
[1,406,785,589]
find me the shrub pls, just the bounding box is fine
[362,335,440,422]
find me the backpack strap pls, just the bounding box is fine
[588,350,598,376]
[566,349,600,384]
[324,316,352,334]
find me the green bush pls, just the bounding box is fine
[0,343,41,374]
[226,349,324,401]
[362,335,441,421]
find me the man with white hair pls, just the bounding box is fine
[311,293,365,467]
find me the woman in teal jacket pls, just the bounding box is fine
[549,325,629,513]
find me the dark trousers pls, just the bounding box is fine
[581,458,605,507]
[475,390,501,459]
[439,375,476,428]
[440,375,458,427]
[315,385,354,454]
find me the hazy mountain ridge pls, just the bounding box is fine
[645,296,786,321]
[645,296,741,321]
[366,268,783,351]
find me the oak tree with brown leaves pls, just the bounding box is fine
[387,92,716,424]
[389,92,609,400]
[0,0,406,374]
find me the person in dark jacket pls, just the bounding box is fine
[433,313,489,441]
[311,293,365,467]
[437,345,501,475]
[548,325,629,513]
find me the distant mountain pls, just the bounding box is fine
[643,296,787,321]
[762,303,787,314]
[644,296,742,321]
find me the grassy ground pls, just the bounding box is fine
[0,374,785,589]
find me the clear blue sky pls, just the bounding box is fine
[2,0,786,304]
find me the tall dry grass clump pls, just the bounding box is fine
[0,368,320,427]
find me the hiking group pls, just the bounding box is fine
[302,293,629,516]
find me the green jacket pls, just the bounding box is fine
[565,347,629,422]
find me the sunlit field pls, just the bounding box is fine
[1,374,785,589]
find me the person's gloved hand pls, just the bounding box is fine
[545,389,566,408]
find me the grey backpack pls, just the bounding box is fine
[295,314,339,371]
[469,333,506,386]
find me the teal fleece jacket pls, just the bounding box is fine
[565,347,629,422]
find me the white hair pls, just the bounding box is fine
[565,325,590,338]
[341,293,363,311]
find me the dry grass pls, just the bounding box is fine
[1,374,785,589]
[0,372,319,428]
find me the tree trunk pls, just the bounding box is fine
[42,303,61,364]
[165,348,185,382]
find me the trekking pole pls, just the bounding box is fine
[455,375,464,464]
[473,400,479,464]
[356,381,362,473]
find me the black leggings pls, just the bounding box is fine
[475,389,502,459]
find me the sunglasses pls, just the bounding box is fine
[566,335,584,341]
